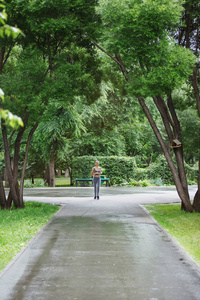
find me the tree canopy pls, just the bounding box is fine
[0,0,200,213]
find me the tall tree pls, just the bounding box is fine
[95,0,197,212]
[175,0,200,211]
[32,101,85,187]
[0,0,101,209]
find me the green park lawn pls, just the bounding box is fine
[55,177,71,187]
[0,202,60,272]
[145,203,200,267]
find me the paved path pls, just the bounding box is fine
[1,186,200,300]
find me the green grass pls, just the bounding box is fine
[0,201,60,272]
[145,203,200,266]
[22,177,72,187]
[55,177,71,187]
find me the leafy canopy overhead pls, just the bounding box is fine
[98,0,195,97]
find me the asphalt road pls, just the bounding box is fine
[21,185,197,205]
[1,186,200,300]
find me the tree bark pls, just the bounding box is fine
[44,167,50,186]
[167,94,190,209]
[153,96,190,209]
[191,65,200,212]
[193,190,200,212]
[12,113,29,183]
[57,170,61,178]
[19,122,38,207]
[69,168,73,186]
[0,172,6,209]
[4,168,9,188]
[44,151,56,187]
[1,120,20,208]
[192,67,200,117]
[193,153,200,212]
[49,151,55,187]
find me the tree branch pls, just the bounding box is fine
[86,34,128,74]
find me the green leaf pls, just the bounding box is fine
[0,109,24,128]
[0,87,4,101]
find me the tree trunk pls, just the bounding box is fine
[0,172,6,209]
[3,167,9,188]
[193,190,200,212]
[19,123,38,207]
[69,168,73,186]
[192,67,200,116]
[138,97,193,212]
[193,153,200,212]
[0,115,37,209]
[49,151,55,187]
[190,65,200,211]
[178,3,200,211]
[168,94,191,208]
[190,64,200,212]
[153,96,191,210]
[1,120,20,208]
[45,152,55,187]
[44,167,50,186]
[64,168,69,178]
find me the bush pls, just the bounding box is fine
[24,179,45,188]
[135,155,198,186]
[72,156,136,186]
[184,162,198,184]
[128,179,152,187]
[135,155,174,185]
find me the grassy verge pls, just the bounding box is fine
[0,201,60,272]
[145,203,200,267]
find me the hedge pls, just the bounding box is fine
[135,155,174,185]
[134,155,198,185]
[72,156,136,185]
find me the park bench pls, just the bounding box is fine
[75,176,110,187]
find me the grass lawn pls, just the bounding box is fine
[55,177,71,187]
[0,201,60,272]
[22,177,72,187]
[145,203,200,267]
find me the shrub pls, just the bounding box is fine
[128,179,152,187]
[24,179,45,188]
[135,155,198,185]
[135,155,174,185]
[184,162,198,184]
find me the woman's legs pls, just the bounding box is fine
[94,177,101,198]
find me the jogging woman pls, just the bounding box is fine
[91,161,102,200]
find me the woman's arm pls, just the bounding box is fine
[91,167,94,176]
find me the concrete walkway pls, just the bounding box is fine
[1,186,200,299]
